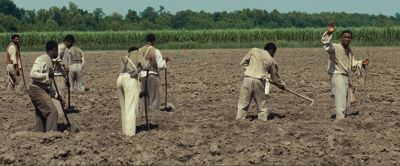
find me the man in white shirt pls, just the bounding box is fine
[139,34,169,112]
[28,40,59,132]
[321,21,369,120]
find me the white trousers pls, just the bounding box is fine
[69,64,85,91]
[116,73,140,136]
[331,74,350,119]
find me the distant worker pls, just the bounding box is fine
[29,40,59,132]
[237,43,286,121]
[69,46,87,91]
[117,47,149,136]
[321,21,369,120]
[51,35,74,115]
[139,34,169,112]
[6,34,24,94]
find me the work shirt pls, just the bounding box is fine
[30,54,53,92]
[6,42,20,71]
[120,50,149,78]
[139,45,167,77]
[240,48,283,85]
[54,43,71,76]
[69,46,85,67]
[321,32,364,76]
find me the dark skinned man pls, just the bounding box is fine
[322,21,369,120]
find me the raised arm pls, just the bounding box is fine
[322,21,336,55]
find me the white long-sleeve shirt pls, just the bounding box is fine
[54,43,71,76]
[321,32,364,76]
[30,54,53,91]
[140,48,167,77]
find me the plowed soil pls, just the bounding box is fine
[1,47,399,165]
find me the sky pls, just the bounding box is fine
[12,0,400,16]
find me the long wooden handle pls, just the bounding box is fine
[285,88,315,106]
[18,53,27,92]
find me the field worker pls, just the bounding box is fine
[69,46,86,91]
[139,34,169,112]
[5,34,24,94]
[322,21,369,120]
[29,40,59,132]
[237,43,286,122]
[51,35,74,115]
[117,47,149,136]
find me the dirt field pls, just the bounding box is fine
[1,47,399,165]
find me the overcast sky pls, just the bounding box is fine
[12,0,400,16]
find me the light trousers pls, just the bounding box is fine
[331,74,350,119]
[69,64,85,91]
[237,77,268,121]
[116,73,140,136]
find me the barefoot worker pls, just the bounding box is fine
[236,43,286,121]
[139,34,169,112]
[69,46,87,91]
[6,34,24,94]
[321,21,369,120]
[29,41,59,132]
[117,47,149,136]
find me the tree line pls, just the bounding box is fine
[1,0,400,32]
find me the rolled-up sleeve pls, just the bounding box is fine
[322,32,335,55]
[155,49,167,69]
[269,63,283,86]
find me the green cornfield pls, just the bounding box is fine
[1,27,400,50]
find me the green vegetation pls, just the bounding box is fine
[1,0,400,50]
[2,27,400,50]
[1,0,400,32]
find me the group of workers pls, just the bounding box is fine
[4,21,369,136]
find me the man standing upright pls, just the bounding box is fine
[6,34,24,93]
[237,43,286,122]
[69,46,86,91]
[321,21,369,120]
[29,40,59,132]
[139,34,169,112]
[51,35,73,114]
